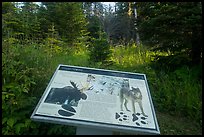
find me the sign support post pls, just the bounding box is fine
[76,127,112,135]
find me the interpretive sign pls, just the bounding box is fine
[31,64,160,135]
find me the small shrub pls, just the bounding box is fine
[89,38,112,63]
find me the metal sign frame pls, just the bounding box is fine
[30,64,160,135]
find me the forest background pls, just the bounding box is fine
[2,2,202,135]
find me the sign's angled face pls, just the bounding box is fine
[31,65,160,135]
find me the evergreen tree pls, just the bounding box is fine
[83,2,105,40]
[19,2,41,43]
[41,2,89,46]
[106,2,137,46]
[2,2,21,39]
[137,2,202,67]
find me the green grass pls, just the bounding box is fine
[2,42,202,135]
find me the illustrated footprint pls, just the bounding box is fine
[132,113,148,126]
[115,112,120,119]
[141,121,147,124]
[136,122,140,126]
[61,104,76,113]
[132,113,139,122]
[116,112,129,122]
[58,109,75,117]
[120,112,124,115]
[141,116,147,120]
[123,115,128,120]
[135,113,140,116]
[58,104,76,117]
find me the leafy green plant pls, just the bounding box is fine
[2,44,38,135]
[151,66,202,125]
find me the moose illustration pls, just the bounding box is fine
[44,81,87,107]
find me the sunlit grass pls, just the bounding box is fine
[110,44,168,67]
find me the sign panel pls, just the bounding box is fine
[31,64,160,135]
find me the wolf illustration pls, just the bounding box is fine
[120,80,148,117]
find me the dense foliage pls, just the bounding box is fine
[137,2,202,68]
